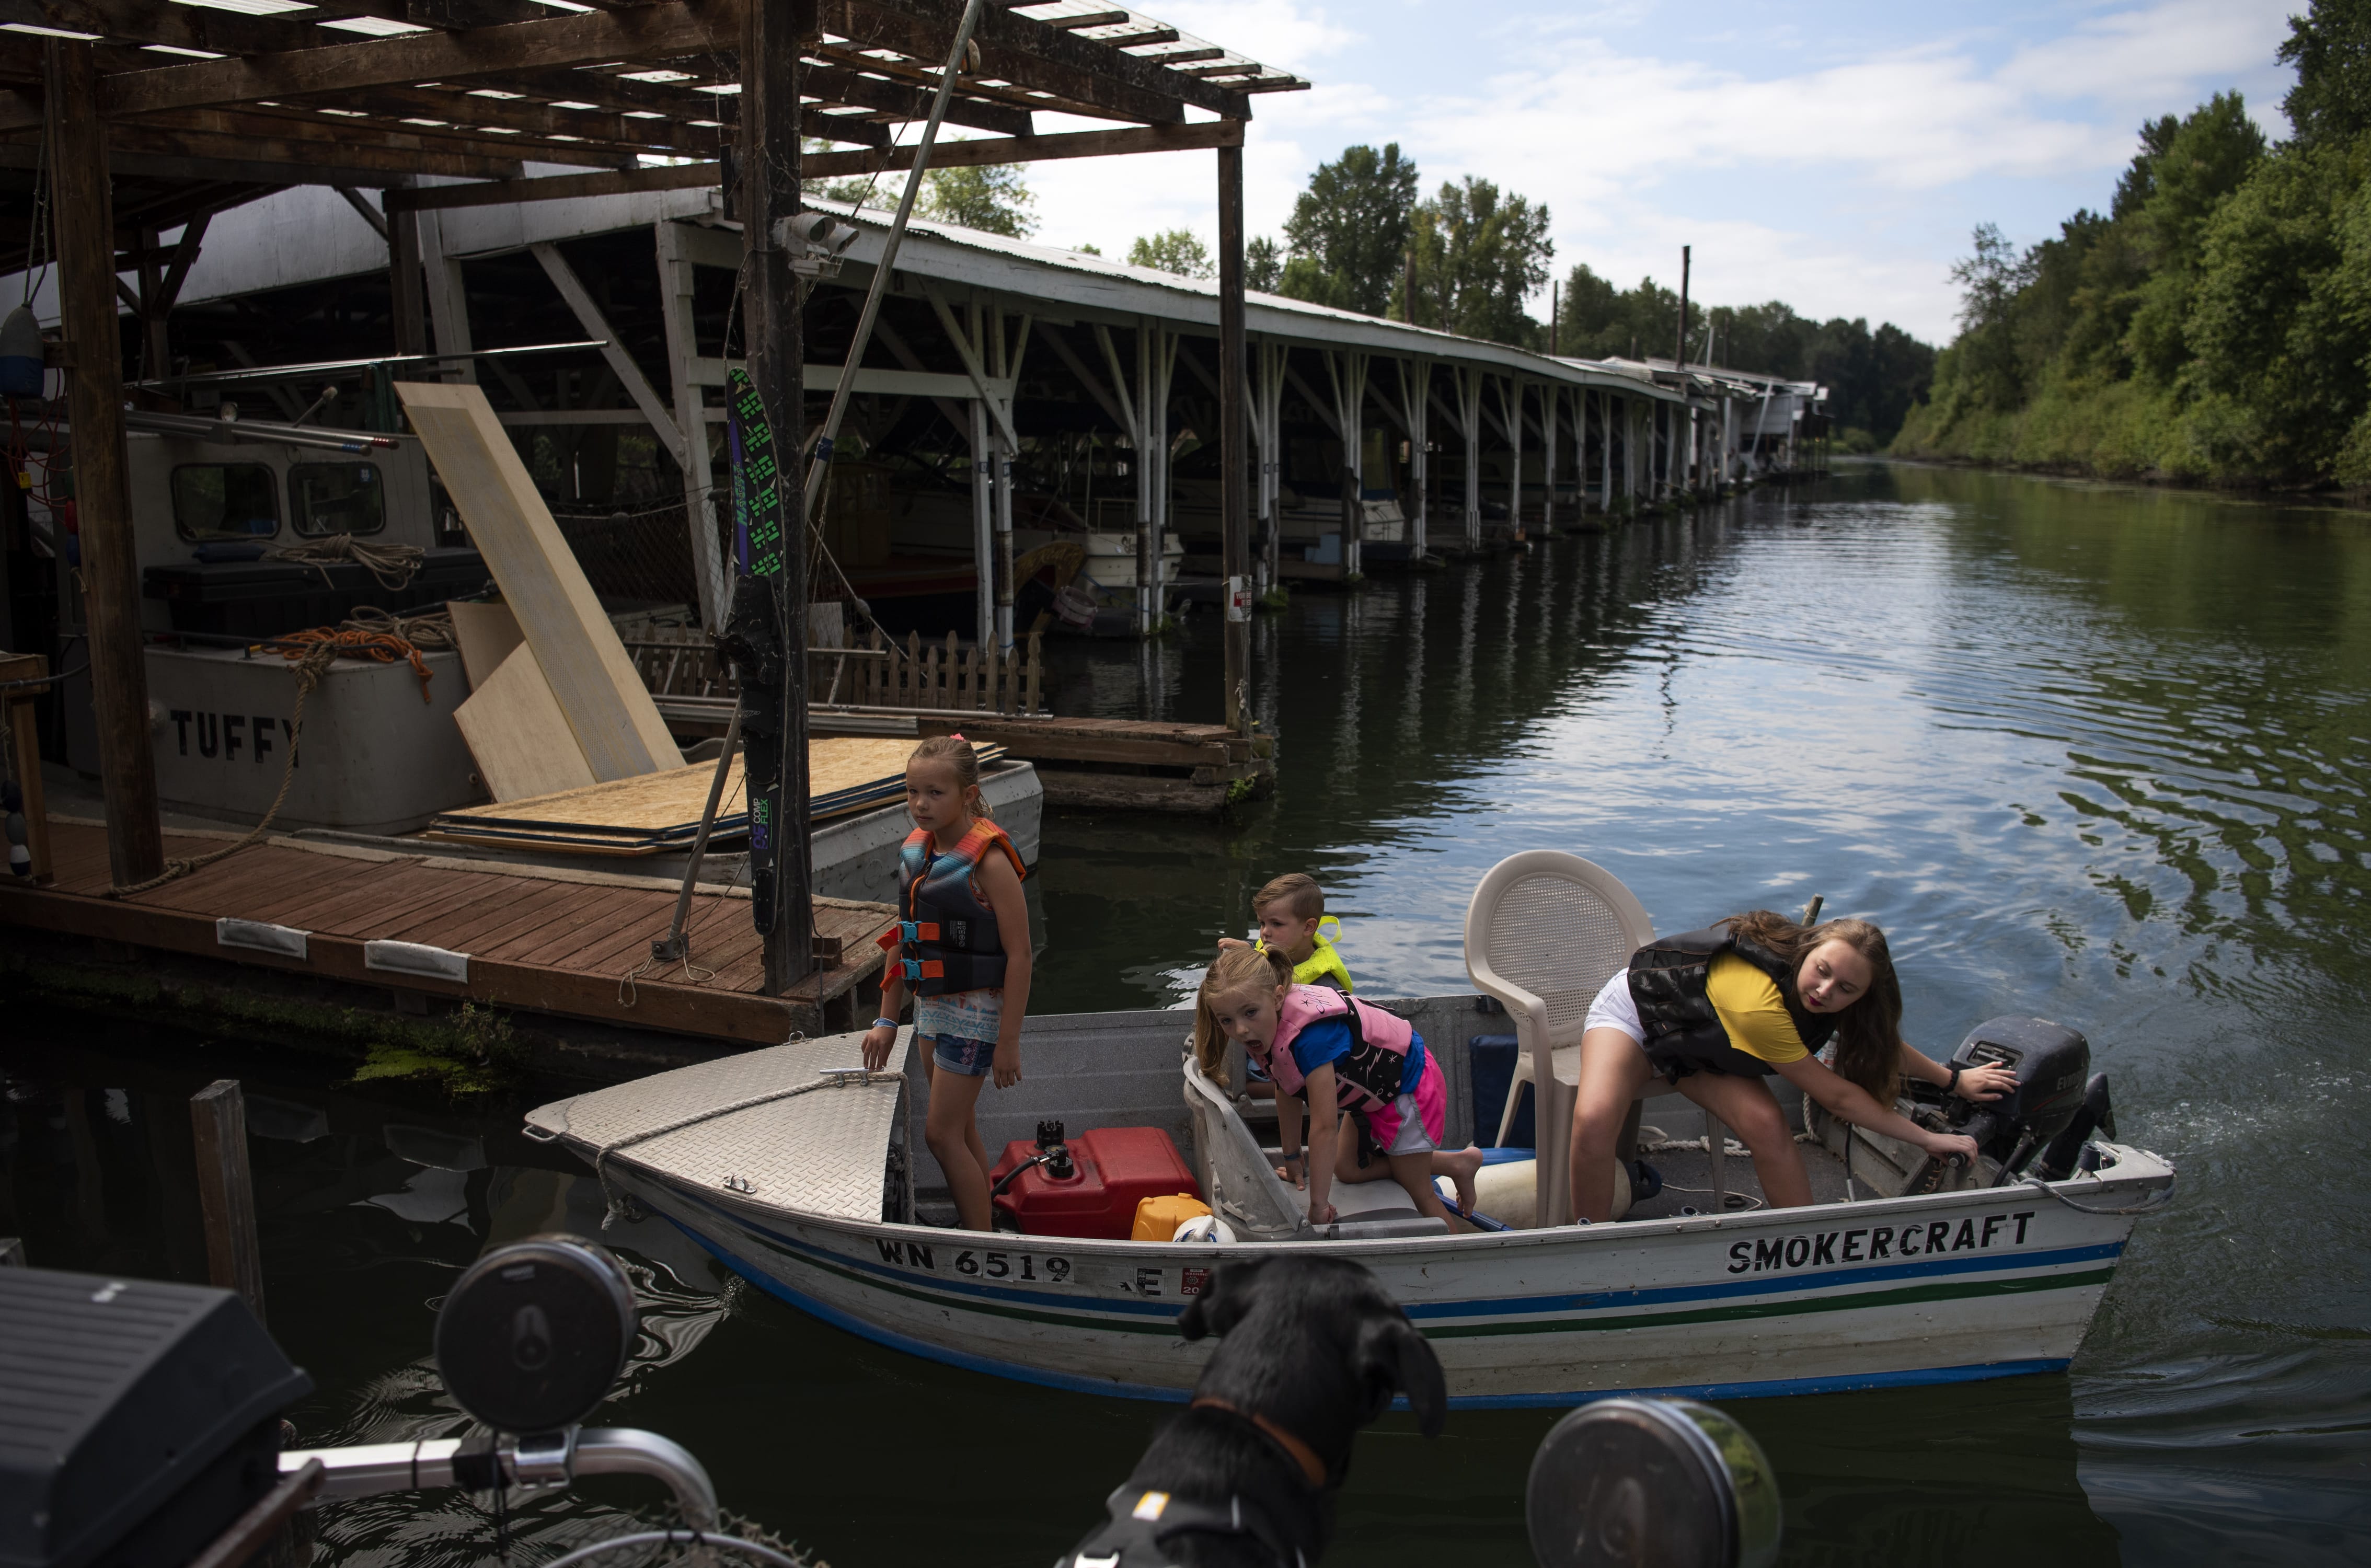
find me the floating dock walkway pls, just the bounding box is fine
[2,821,893,1046]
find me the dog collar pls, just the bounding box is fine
[1190,1397,1328,1489]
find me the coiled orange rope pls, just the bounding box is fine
[267,625,434,702]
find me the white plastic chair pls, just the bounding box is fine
[1464,851,1654,1227]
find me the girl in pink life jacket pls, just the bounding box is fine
[1193,948,1483,1230]
[862,735,1031,1232]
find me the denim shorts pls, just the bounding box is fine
[929,1033,999,1077]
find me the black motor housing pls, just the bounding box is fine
[1949,1017,2092,1173]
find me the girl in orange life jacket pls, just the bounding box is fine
[861,736,1031,1232]
[1194,947,1485,1229]
[1568,910,2012,1224]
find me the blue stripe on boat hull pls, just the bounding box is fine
[672,1217,2075,1409]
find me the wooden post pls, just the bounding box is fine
[137,226,167,382]
[190,1079,266,1322]
[47,41,163,888]
[387,190,427,358]
[744,0,812,992]
[1217,136,1250,734]
[2,653,55,882]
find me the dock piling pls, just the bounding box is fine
[191,1079,267,1323]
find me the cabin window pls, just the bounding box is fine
[171,463,280,541]
[288,462,385,537]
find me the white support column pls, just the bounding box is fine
[1091,321,1152,635]
[970,395,994,652]
[1458,366,1483,550]
[1505,377,1524,541]
[532,242,684,472]
[1252,339,1290,591]
[654,220,723,629]
[1149,328,1178,619]
[420,212,473,384]
[1623,397,1638,503]
[1322,349,1369,578]
[1540,382,1557,535]
[988,309,1031,651]
[1398,356,1429,559]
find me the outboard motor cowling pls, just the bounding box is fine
[1948,1016,2094,1179]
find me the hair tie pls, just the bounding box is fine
[950,731,965,741]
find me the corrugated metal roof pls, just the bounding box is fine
[808,197,1695,403]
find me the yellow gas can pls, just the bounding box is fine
[1130,1193,1213,1241]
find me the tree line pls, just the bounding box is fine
[1236,142,1933,448]
[1896,0,2371,487]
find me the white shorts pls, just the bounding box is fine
[1584,970,1645,1044]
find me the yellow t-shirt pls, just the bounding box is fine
[1703,953,1809,1065]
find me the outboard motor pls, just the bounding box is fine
[1928,1016,2113,1184]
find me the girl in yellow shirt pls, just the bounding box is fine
[1568,910,2014,1222]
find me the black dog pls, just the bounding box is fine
[1058,1256,1447,1568]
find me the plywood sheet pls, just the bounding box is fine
[446,597,525,691]
[454,642,600,803]
[425,737,1002,855]
[397,381,682,780]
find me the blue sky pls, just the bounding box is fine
[1021,0,2305,344]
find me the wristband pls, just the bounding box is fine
[873,1017,900,1031]
[1945,1063,1963,1091]
[1281,1148,1302,1162]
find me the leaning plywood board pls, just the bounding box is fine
[446,598,525,691]
[425,738,1003,855]
[454,642,600,803]
[397,381,682,779]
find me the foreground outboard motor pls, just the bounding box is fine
[1527,1398,1781,1568]
[1933,1016,2113,1184]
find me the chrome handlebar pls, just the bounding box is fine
[280,1426,719,1532]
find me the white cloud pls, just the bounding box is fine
[1019,0,2296,340]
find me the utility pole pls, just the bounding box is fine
[1550,280,1559,357]
[1674,245,1690,370]
[740,0,813,993]
[1218,136,1251,734]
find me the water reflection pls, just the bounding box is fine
[6,463,2368,1564]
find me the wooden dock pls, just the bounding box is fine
[0,820,893,1046]
[912,714,1272,812]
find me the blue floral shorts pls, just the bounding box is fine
[930,1033,999,1077]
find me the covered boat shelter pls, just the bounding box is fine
[8,175,1707,642]
[0,0,1306,990]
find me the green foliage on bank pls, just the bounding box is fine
[1897,1,2371,488]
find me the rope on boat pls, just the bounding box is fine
[106,639,342,898]
[2017,1173,2175,1216]
[265,532,427,592]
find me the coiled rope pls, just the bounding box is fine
[105,620,443,897]
[106,639,340,898]
[265,532,427,592]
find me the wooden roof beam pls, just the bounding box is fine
[0,0,745,133]
[98,121,528,180]
[1035,9,1128,30]
[386,113,1240,212]
[131,103,625,168]
[0,0,323,57]
[801,58,1031,135]
[284,81,722,152]
[826,0,1248,123]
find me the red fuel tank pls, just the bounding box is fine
[989,1125,1201,1239]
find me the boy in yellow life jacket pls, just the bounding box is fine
[1215,873,1353,1184]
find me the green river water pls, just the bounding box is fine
[7,462,2368,1565]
